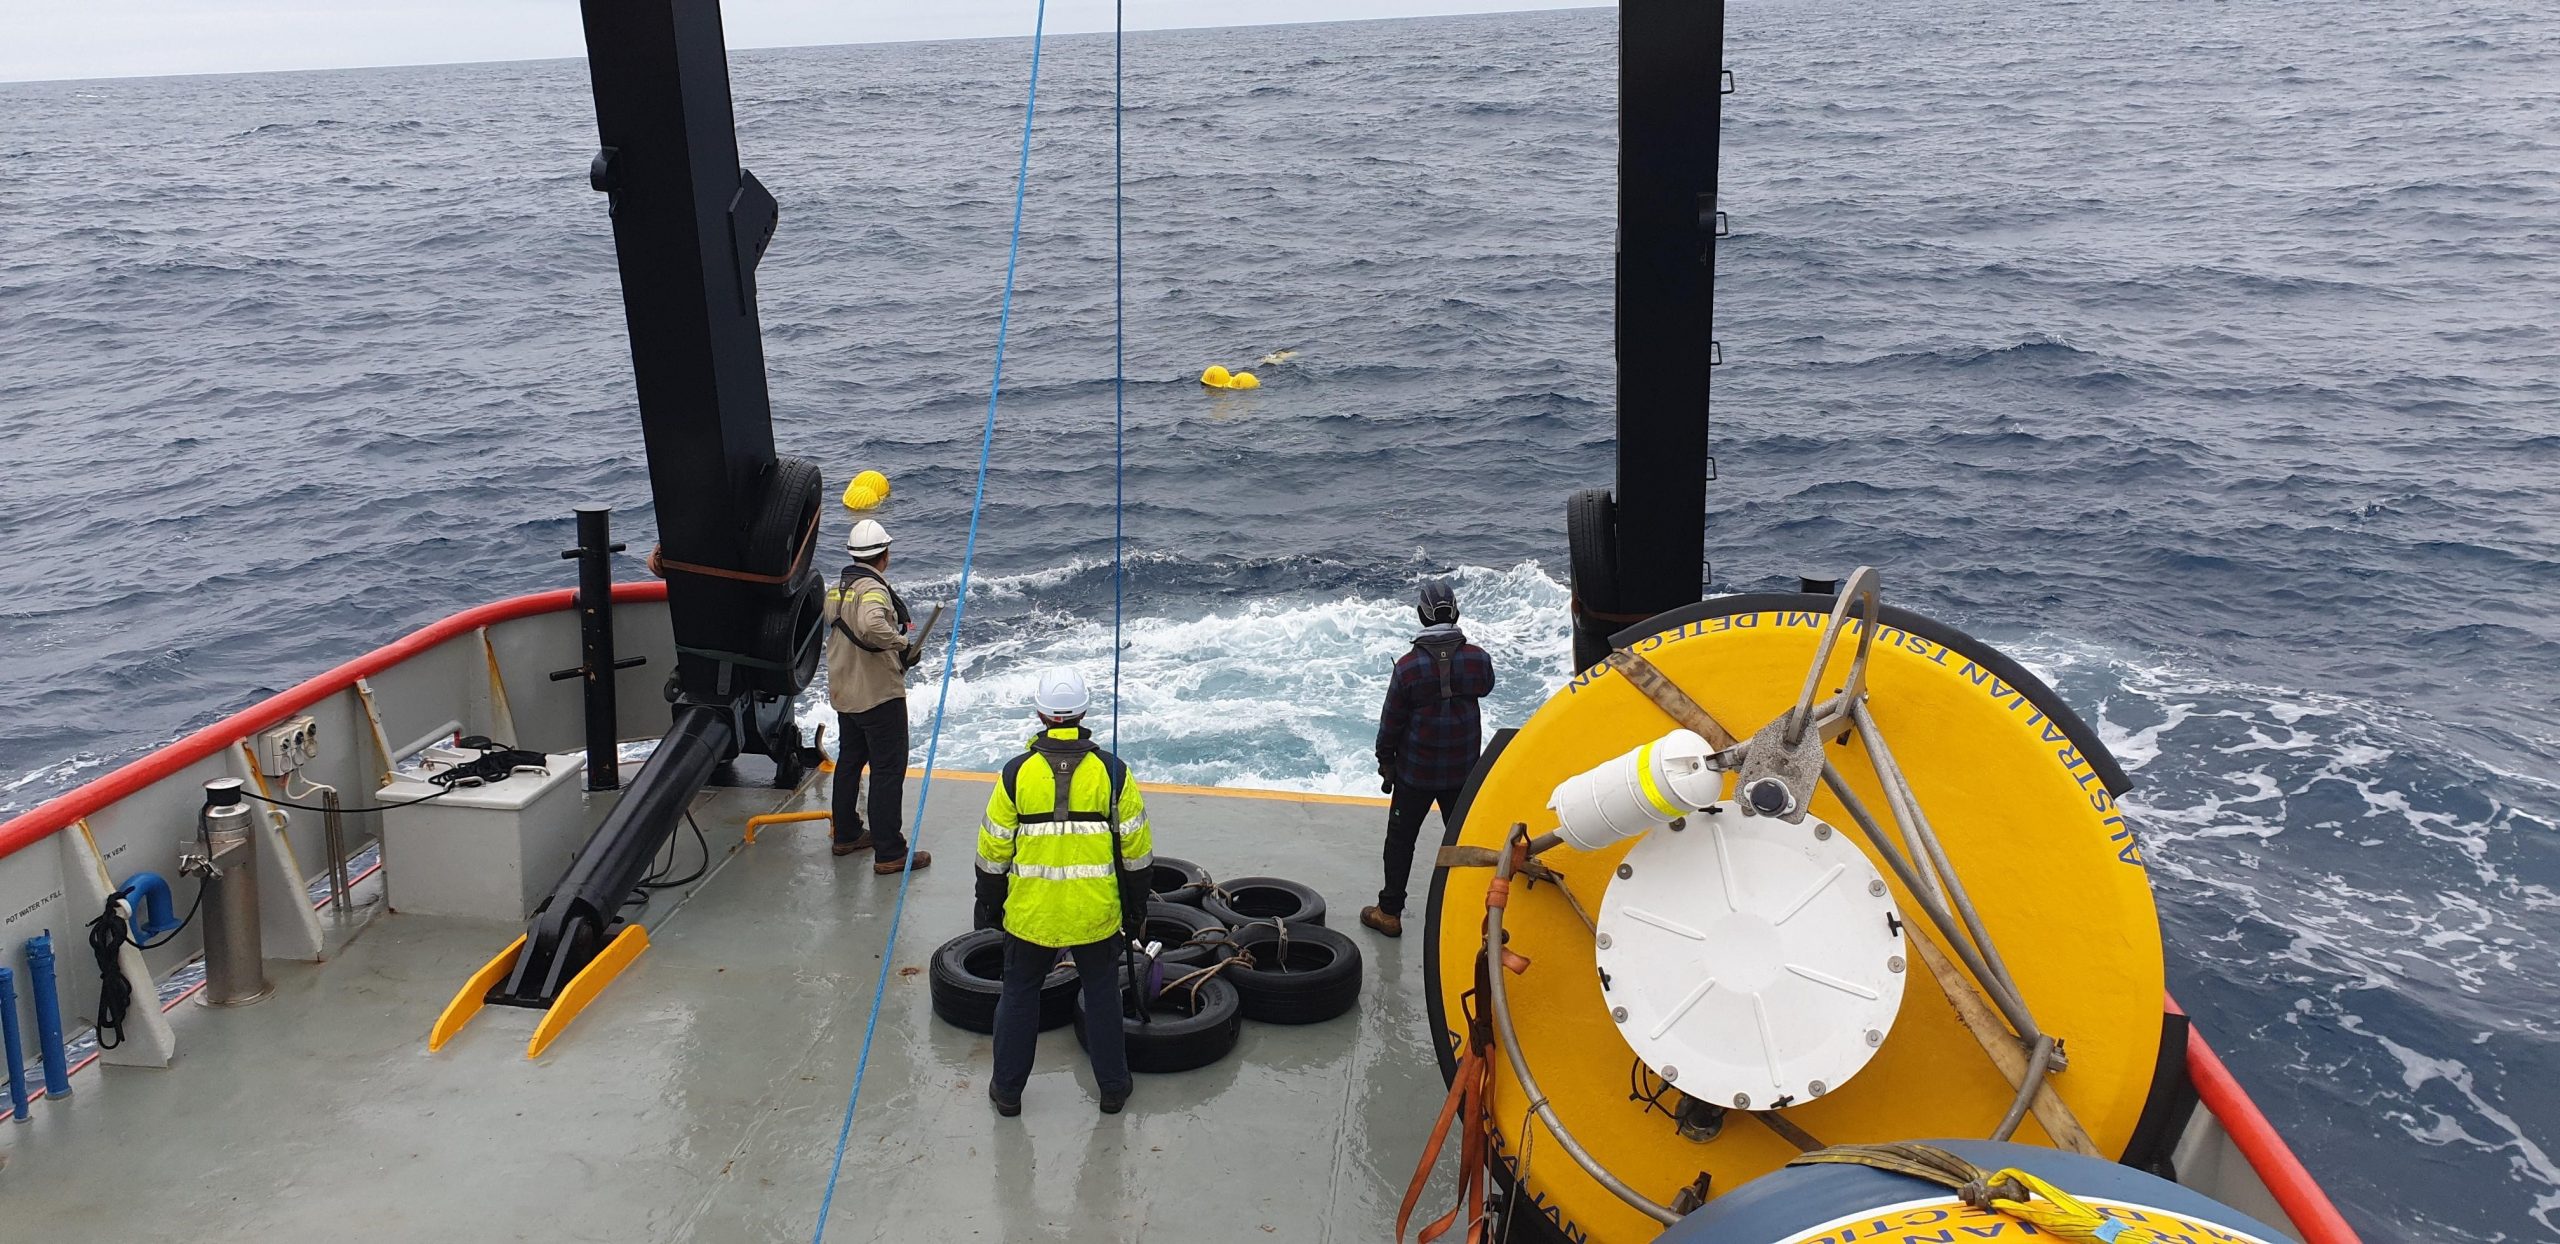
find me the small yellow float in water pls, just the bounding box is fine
[842,469,889,511]
[1200,365,1260,390]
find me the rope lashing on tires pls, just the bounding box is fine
[1161,952,1248,1010]
[1251,915,1289,966]
[1791,1143,2178,1243]
[646,502,822,586]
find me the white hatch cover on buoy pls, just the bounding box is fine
[1594,800,1905,1110]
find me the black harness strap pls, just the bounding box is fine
[992,735,1136,903]
[1002,734,1128,825]
[1415,634,1466,702]
[830,564,911,654]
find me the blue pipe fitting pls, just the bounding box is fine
[119,872,181,944]
[25,932,71,1098]
[0,965,29,1121]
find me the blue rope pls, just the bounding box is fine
[1111,0,1125,750]
[808,3,1047,1238]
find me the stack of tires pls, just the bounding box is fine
[930,856,1365,1074]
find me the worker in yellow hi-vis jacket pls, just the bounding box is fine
[974,667,1151,1117]
[823,518,930,874]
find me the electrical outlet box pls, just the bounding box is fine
[254,715,321,776]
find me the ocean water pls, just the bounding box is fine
[2,2,2556,1238]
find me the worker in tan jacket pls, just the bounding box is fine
[825,518,930,874]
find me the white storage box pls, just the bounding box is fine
[378,748,589,921]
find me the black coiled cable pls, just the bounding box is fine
[85,882,201,1050]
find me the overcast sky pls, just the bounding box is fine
[5,0,1604,83]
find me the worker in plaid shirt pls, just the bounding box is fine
[1361,578,1497,938]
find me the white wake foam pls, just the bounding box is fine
[799,561,1573,795]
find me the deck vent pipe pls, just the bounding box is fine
[24,932,70,1096]
[190,779,273,1007]
[0,965,28,1120]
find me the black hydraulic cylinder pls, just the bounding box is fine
[490,704,733,1007]
[1610,0,1724,617]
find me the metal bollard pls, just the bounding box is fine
[24,932,70,1097]
[187,779,273,1007]
[0,965,28,1121]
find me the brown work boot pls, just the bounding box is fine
[874,850,932,875]
[1359,906,1402,938]
[830,822,874,856]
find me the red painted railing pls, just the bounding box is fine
[0,580,669,862]
[2169,993,2362,1244]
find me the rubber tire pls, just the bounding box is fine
[1147,855,1214,907]
[1221,922,1364,1024]
[1076,966,1243,1074]
[746,455,824,578]
[1140,901,1231,969]
[1203,876,1327,929]
[744,455,827,695]
[928,929,1078,1034]
[1566,487,1621,673]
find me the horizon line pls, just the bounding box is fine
[1,3,1608,87]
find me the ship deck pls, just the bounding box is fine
[0,772,1448,1243]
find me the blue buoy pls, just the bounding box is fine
[25,932,71,1098]
[0,965,29,1121]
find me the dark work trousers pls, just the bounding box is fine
[833,699,910,862]
[991,934,1130,1098]
[1380,784,1462,916]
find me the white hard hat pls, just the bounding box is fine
[1031,667,1090,719]
[846,518,892,558]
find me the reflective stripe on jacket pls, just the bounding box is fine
[824,564,909,713]
[976,726,1152,948]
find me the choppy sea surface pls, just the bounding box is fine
[3,2,2556,1237]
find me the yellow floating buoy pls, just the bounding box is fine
[842,468,891,510]
[1200,365,1261,390]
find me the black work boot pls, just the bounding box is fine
[989,1083,1021,1117]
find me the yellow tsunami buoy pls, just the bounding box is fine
[842,481,883,511]
[853,468,890,500]
[1200,365,1260,390]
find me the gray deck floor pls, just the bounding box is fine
[0,773,1452,1242]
